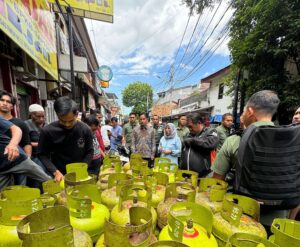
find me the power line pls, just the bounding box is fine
[172,9,204,75]
[175,29,230,83]
[174,2,233,81]
[175,0,223,75]
[164,8,194,84]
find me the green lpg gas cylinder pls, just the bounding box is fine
[42,180,66,206]
[100,156,122,176]
[269,218,300,247]
[175,170,198,188]
[101,173,134,210]
[128,159,150,177]
[159,202,218,247]
[17,206,93,247]
[226,232,279,247]
[97,161,123,191]
[110,185,157,228]
[196,178,228,213]
[65,163,96,188]
[213,194,267,247]
[145,172,169,208]
[157,182,196,229]
[96,207,153,247]
[0,187,42,247]
[122,153,142,172]
[153,158,178,184]
[67,184,110,243]
[148,240,189,247]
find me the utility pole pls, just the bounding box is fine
[232,69,241,128]
[55,1,76,100]
[168,66,175,120]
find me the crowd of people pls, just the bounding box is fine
[0,89,299,228]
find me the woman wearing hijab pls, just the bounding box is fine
[158,123,182,165]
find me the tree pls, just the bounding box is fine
[122,82,153,115]
[228,0,300,124]
[182,0,220,14]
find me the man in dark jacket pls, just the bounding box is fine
[38,97,94,182]
[181,113,219,177]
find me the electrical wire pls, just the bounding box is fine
[174,3,233,81]
[175,0,223,75]
[175,29,230,83]
[172,8,204,75]
[163,7,194,84]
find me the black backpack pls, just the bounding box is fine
[234,122,300,209]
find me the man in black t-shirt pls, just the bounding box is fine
[0,90,32,185]
[38,97,94,182]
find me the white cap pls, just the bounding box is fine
[29,104,44,113]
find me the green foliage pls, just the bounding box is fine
[122,82,153,115]
[228,0,300,124]
[182,0,221,14]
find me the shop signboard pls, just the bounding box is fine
[0,0,58,79]
[49,0,113,23]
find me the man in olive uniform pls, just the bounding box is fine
[151,114,163,157]
[176,114,190,143]
[215,113,233,151]
[122,112,139,150]
[212,90,291,230]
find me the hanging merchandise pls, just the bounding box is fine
[0,187,43,247]
[212,194,267,247]
[269,218,300,247]
[67,184,110,243]
[157,182,196,229]
[159,202,218,247]
[110,185,157,229]
[17,206,93,247]
[226,232,279,247]
[101,173,134,210]
[196,178,228,213]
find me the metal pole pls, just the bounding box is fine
[55,1,76,100]
[232,69,241,128]
[66,7,76,100]
[240,80,246,116]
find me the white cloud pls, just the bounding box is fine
[86,0,233,77]
[109,79,121,87]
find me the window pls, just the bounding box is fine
[218,83,224,99]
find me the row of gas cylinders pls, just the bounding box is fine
[0,155,299,247]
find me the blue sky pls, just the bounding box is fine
[86,0,233,115]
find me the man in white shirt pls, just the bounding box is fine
[101,119,112,151]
